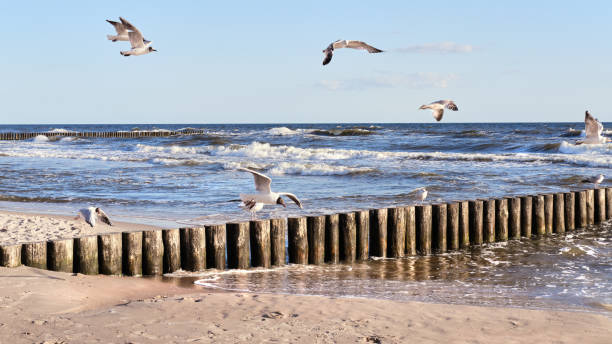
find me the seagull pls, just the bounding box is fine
[581,174,605,185]
[238,167,302,214]
[76,207,113,227]
[106,18,149,43]
[409,187,428,201]
[322,40,383,65]
[577,111,609,144]
[118,17,157,56]
[419,100,459,121]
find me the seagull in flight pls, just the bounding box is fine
[106,18,149,44]
[76,207,113,227]
[577,111,609,144]
[118,17,157,56]
[322,40,383,65]
[238,168,303,214]
[419,100,459,122]
[581,174,605,185]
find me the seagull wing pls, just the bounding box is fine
[239,167,272,193]
[331,40,346,49]
[127,31,145,49]
[119,17,141,34]
[78,208,94,227]
[96,208,113,226]
[106,19,127,35]
[322,50,333,65]
[345,40,384,53]
[584,111,602,140]
[432,109,444,121]
[279,192,303,208]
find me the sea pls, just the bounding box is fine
[0,122,610,313]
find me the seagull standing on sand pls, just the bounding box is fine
[118,17,157,56]
[76,207,113,227]
[238,168,303,214]
[578,111,609,144]
[322,40,383,65]
[419,100,459,122]
[582,174,605,185]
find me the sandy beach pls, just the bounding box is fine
[0,265,609,343]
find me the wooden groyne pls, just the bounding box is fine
[0,129,207,140]
[1,187,611,275]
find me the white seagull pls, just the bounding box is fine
[578,111,609,144]
[582,174,605,185]
[76,207,113,227]
[118,17,157,56]
[419,100,459,122]
[409,187,428,201]
[322,40,383,65]
[238,168,303,214]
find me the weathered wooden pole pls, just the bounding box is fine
[206,224,226,269]
[0,244,21,267]
[458,201,470,248]
[270,218,286,266]
[355,210,370,260]
[586,189,595,226]
[606,187,612,220]
[553,193,565,234]
[180,227,206,271]
[226,222,250,269]
[122,231,143,276]
[369,208,388,257]
[387,207,406,257]
[142,230,163,275]
[431,204,447,253]
[47,239,73,273]
[532,195,546,236]
[307,216,325,265]
[495,198,509,242]
[564,192,576,231]
[594,188,606,223]
[162,228,181,273]
[446,202,459,251]
[21,241,47,269]
[483,199,496,243]
[544,194,554,235]
[415,205,432,255]
[75,236,98,275]
[575,190,587,229]
[520,196,532,238]
[249,220,271,268]
[405,206,417,255]
[468,200,483,245]
[324,214,339,263]
[339,212,357,263]
[98,233,122,275]
[288,217,308,264]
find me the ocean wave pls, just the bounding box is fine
[558,141,612,154]
[532,142,562,152]
[48,128,76,133]
[452,130,488,138]
[267,162,378,176]
[310,128,374,136]
[267,127,300,136]
[33,135,49,142]
[560,128,583,137]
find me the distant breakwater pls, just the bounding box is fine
[0,130,206,140]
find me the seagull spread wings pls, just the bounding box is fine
[585,111,604,140]
[96,208,113,226]
[238,167,272,193]
[106,20,127,35]
[333,40,384,53]
[119,17,146,49]
[421,100,458,121]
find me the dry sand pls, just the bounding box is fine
[0,266,610,344]
[0,210,161,245]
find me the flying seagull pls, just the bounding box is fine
[106,18,149,44]
[238,167,302,214]
[581,174,605,185]
[419,100,459,122]
[322,40,383,65]
[76,207,113,227]
[118,17,157,56]
[577,111,609,144]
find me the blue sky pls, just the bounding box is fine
[1,1,611,124]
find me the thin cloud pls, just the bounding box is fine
[396,42,475,54]
[316,72,457,91]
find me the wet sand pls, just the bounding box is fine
[1,266,610,344]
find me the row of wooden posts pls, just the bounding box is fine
[1,187,611,275]
[0,130,206,140]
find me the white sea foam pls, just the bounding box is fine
[48,128,75,133]
[559,141,611,154]
[267,127,299,136]
[33,135,49,142]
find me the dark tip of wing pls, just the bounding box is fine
[101,216,112,226]
[106,19,118,25]
[369,47,384,53]
[322,51,333,65]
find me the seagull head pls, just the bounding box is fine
[149,47,157,52]
[276,197,286,207]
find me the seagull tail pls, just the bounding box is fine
[107,35,117,42]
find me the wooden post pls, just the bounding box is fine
[75,236,98,275]
[387,207,406,257]
[495,198,509,242]
[339,212,357,263]
[446,202,459,251]
[468,200,483,245]
[180,227,205,271]
[553,193,566,234]
[122,231,143,276]
[324,214,339,264]
[594,188,606,223]
[47,239,73,273]
[288,217,308,264]
[98,233,122,275]
[575,190,587,229]
[249,220,270,268]
[405,206,417,255]
[21,241,46,269]
[458,201,470,248]
[0,244,21,267]
[206,225,226,270]
[369,208,387,257]
[415,205,432,255]
[355,210,370,260]
[270,218,286,266]
[226,222,250,269]
[564,192,576,231]
[162,229,181,273]
[307,216,325,265]
[586,189,595,226]
[606,187,612,220]
[483,199,496,243]
[520,196,532,238]
[544,194,554,235]
[432,204,447,253]
[142,230,163,275]
[532,195,546,236]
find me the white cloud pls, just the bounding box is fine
[316,72,457,91]
[396,42,474,54]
